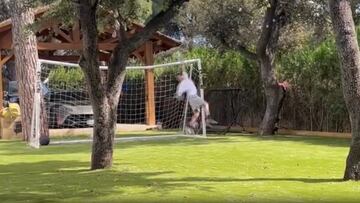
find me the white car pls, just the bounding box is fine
[45,91,94,128]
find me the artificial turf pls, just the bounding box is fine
[0,133,359,203]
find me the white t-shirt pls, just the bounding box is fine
[176,78,198,97]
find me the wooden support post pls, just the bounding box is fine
[144,42,156,125]
[0,53,7,111]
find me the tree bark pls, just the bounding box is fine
[256,0,286,135]
[329,0,360,181]
[91,97,119,169]
[77,0,111,169]
[259,59,284,135]
[10,1,49,143]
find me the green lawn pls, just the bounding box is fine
[1,134,359,203]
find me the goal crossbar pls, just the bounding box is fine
[38,59,201,70]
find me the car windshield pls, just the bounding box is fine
[47,91,90,102]
[7,81,49,96]
[8,81,18,95]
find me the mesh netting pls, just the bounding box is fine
[34,60,202,135]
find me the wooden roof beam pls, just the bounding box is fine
[37,42,117,51]
[53,25,73,43]
[0,52,14,67]
[155,40,162,46]
[99,37,118,43]
[0,30,12,49]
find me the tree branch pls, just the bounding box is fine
[114,10,127,42]
[107,0,189,93]
[77,0,104,102]
[90,0,99,9]
[237,45,258,61]
[124,0,189,53]
[219,35,257,61]
[256,0,278,57]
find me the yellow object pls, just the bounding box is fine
[1,103,21,121]
[0,103,22,140]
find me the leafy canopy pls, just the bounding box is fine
[25,0,174,32]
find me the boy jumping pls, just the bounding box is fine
[175,72,210,129]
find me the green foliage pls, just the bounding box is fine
[31,0,174,30]
[41,0,75,26]
[156,48,260,89]
[178,0,265,50]
[48,67,85,89]
[278,39,348,131]
[146,0,168,22]
[177,0,332,51]
[278,40,340,95]
[101,0,153,23]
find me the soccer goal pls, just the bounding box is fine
[29,58,206,148]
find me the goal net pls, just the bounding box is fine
[30,59,205,147]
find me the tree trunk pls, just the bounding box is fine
[255,0,287,135]
[329,0,360,181]
[91,97,118,169]
[258,57,284,135]
[10,1,49,143]
[76,0,188,169]
[77,0,124,169]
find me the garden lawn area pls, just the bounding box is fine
[1,134,359,203]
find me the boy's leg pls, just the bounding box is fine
[189,111,200,128]
[202,101,218,126]
[188,95,207,128]
[203,101,210,117]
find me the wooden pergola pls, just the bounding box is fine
[0,7,180,126]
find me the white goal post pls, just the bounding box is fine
[30,58,206,147]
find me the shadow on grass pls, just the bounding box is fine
[0,160,196,203]
[0,160,346,203]
[173,177,343,183]
[222,133,351,148]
